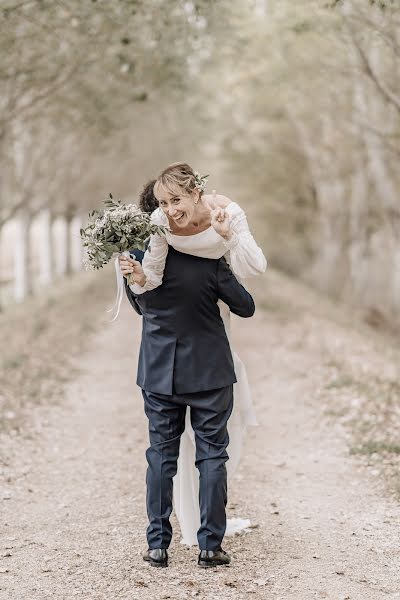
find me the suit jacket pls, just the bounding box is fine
[124,245,255,395]
[124,249,144,316]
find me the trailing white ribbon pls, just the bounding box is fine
[106,250,135,322]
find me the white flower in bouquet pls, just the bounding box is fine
[80,194,167,286]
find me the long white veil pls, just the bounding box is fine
[172,302,257,545]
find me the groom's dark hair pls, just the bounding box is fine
[139,179,159,214]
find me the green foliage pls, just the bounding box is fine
[350,441,400,455]
[291,20,313,34]
[80,195,168,270]
[0,0,235,220]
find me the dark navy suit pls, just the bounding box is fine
[124,246,255,550]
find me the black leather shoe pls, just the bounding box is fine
[142,548,168,568]
[198,549,231,568]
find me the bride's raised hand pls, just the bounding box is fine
[210,205,232,240]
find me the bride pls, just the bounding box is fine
[121,162,267,545]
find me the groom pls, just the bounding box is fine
[121,246,255,568]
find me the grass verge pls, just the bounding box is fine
[0,268,113,438]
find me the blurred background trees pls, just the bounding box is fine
[0,0,399,325]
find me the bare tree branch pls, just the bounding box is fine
[0,193,31,228]
[1,60,84,130]
[350,30,400,113]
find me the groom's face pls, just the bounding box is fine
[156,186,199,229]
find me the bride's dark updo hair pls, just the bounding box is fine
[139,179,158,214]
[154,162,203,200]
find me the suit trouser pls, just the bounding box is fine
[142,385,234,551]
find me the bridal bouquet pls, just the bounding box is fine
[81,194,166,281]
[80,194,168,320]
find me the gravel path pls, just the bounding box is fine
[1,272,400,600]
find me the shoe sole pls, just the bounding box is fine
[143,558,168,568]
[198,561,230,568]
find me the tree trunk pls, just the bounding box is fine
[38,208,54,286]
[287,107,347,295]
[348,164,369,300]
[70,213,83,272]
[55,216,69,276]
[14,209,32,302]
[392,246,400,314]
[64,204,77,275]
[0,224,3,311]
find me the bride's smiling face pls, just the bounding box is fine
[155,186,200,229]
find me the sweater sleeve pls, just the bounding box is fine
[129,208,169,295]
[221,204,267,278]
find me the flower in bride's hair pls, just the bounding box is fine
[193,171,209,192]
